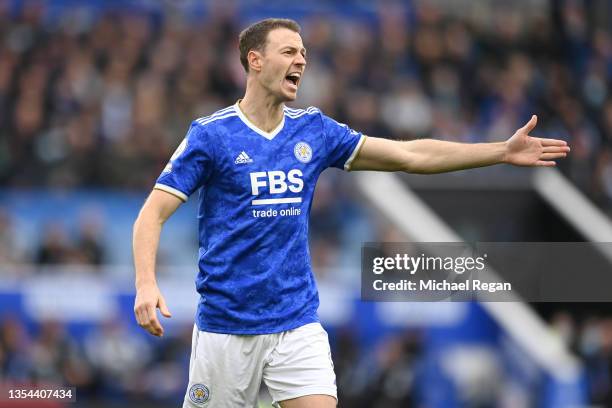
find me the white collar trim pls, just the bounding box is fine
[235,101,285,140]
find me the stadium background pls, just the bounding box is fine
[1,0,612,406]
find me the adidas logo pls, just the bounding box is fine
[235,151,253,164]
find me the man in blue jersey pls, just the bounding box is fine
[133,18,569,408]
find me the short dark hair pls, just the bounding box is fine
[238,18,301,72]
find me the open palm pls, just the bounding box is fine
[505,115,570,167]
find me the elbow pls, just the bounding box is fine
[134,205,165,234]
[400,153,433,174]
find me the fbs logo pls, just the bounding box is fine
[250,170,303,195]
[235,151,253,164]
[250,169,304,205]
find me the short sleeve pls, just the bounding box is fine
[321,113,366,171]
[154,122,214,202]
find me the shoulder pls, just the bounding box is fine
[179,106,236,151]
[193,105,238,129]
[283,105,321,121]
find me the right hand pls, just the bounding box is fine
[134,282,172,337]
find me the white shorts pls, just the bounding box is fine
[182,322,337,408]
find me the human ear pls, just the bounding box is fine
[248,50,263,72]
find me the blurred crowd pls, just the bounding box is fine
[5,311,612,407]
[0,316,422,407]
[0,317,193,406]
[0,1,611,207]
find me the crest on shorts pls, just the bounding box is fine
[294,142,312,163]
[189,383,210,405]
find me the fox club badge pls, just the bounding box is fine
[189,383,210,405]
[294,142,312,163]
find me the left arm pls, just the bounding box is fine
[350,115,570,173]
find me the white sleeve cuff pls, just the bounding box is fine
[154,183,188,202]
[343,135,366,171]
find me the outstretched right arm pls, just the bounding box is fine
[133,189,183,337]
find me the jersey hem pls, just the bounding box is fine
[196,314,319,335]
[271,385,338,405]
[154,183,188,202]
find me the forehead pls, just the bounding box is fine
[266,28,304,49]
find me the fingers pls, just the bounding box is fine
[134,301,164,337]
[134,307,146,327]
[535,160,556,167]
[543,146,570,153]
[521,115,538,133]
[538,137,568,147]
[541,152,567,160]
[145,304,164,336]
[158,296,172,318]
[134,285,172,337]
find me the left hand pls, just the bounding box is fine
[504,115,570,167]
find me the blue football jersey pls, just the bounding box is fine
[155,102,365,334]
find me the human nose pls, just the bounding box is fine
[295,53,306,67]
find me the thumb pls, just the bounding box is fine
[521,115,537,133]
[158,295,172,318]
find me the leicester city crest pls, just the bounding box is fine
[189,383,210,405]
[294,142,313,163]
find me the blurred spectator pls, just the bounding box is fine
[75,212,106,266]
[84,318,152,396]
[0,209,24,264]
[338,330,420,408]
[139,325,192,401]
[29,320,88,385]
[0,317,31,382]
[578,317,612,405]
[35,219,106,267]
[36,223,72,265]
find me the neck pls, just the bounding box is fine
[239,80,285,133]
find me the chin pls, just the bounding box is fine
[289,88,300,99]
[279,91,297,102]
[276,84,298,101]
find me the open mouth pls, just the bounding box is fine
[285,72,301,89]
